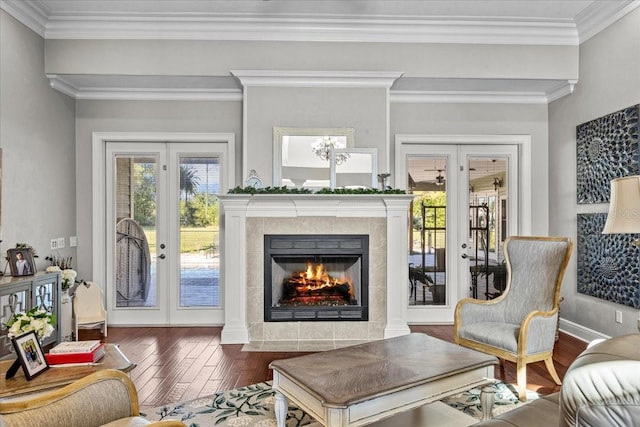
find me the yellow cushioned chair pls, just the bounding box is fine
[0,369,185,427]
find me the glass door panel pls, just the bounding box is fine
[460,146,518,304]
[107,143,167,325]
[408,156,448,306]
[467,158,508,299]
[178,156,220,308]
[114,155,158,309]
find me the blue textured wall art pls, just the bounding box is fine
[576,104,639,204]
[577,213,640,308]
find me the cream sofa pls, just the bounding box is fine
[475,333,640,426]
[0,369,185,427]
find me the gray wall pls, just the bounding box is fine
[245,86,388,184]
[0,10,76,272]
[44,39,578,80]
[549,7,640,338]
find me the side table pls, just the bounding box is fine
[0,343,135,400]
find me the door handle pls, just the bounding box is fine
[461,253,468,259]
[158,254,166,259]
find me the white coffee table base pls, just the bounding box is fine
[272,367,494,427]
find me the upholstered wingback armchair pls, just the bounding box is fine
[0,369,185,427]
[454,236,573,401]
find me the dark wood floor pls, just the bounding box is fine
[96,326,587,411]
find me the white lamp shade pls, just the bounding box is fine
[603,175,640,234]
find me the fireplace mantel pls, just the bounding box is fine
[219,193,412,217]
[218,194,414,344]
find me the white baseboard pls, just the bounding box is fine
[221,325,250,344]
[558,318,610,343]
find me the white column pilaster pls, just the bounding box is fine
[383,196,412,338]
[220,195,251,344]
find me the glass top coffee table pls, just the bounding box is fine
[269,333,497,427]
[0,343,135,400]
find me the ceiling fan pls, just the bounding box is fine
[435,170,445,186]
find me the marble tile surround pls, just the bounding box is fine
[246,216,388,343]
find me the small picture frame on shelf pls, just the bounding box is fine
[11,331,49,380]
[7,248,36,277]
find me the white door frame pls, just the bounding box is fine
[92,132,236,325]
[394,134,532,324]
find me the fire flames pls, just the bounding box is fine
[293,263,348,290]
[281,262,355,306]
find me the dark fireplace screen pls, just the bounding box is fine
[264,235,369,322]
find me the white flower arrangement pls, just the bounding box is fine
[5,307,56,340]
[46,266,77,291]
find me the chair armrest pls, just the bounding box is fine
[519,309,559,354]
[0,370,140,427]
[455,297,505,325]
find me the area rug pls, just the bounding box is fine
[142,381,534,426]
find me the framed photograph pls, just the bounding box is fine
[7,248,36,277]
[11,330,49,380]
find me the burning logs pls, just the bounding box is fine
[280,262,356,306]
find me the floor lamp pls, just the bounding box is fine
[602,175,640,331]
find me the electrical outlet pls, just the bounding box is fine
[50,239,58,250]
[615,310,623,324]
[70,236,78,247]
[57,237,65,249]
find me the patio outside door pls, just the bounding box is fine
[396,138,518,323]
[105,142,228,325]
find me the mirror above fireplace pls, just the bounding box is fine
[273,127,355,190]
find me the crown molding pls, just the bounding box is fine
[390,79,577,104]
[47,73,576,104]
[576,0,640,43]
[391,90,548,105]
[41,16,580,45]
[231,70,403,88]
[4,0,638,45]
[0,0,48,36]
[546,79,578,103]
[47,74,243,101]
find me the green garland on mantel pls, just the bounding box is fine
[228,186,406,195]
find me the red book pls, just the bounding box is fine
[45,344,106,365]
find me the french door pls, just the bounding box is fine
[396,137,520,323]
[105,141,231,325]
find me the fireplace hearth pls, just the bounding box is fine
[264,234,369,322]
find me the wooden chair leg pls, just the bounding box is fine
[516,360,527,402]
[544,356,562,385]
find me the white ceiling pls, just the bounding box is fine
[2,0,639,101]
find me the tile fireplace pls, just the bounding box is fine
[218,194,413,344]
[264,234,369,322]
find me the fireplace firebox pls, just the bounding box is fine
[264,234,369,322]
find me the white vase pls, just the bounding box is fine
[60,290,73,342]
